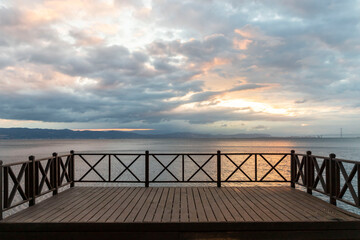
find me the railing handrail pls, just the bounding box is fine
[73,152,291,157]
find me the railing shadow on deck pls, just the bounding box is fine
[1,150,359,219]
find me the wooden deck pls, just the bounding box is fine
[1,186,360,239]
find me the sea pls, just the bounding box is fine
[1,138,360,163]
[1,138,360,215]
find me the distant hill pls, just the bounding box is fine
[147,132,271,139]
[0,128,271,139]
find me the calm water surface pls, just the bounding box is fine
[1,138,360,163]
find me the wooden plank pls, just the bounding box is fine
[124,187,153,222]
[35,188,96,221]
[186,187,197,222]
[87,187,128,222]
[69,187,118,222]
[231,187,272,221]
[208,187,235,222]
[106,187,142,222]
[153,188,169,222]
[221,187,253,222]
[4,187,78,222]
[134,187,159,222]
[33,187,95,222]
[162,187,175,222]
[264,187,325,221]
[5,187,80,222]
[289,187,360,219]
[245,187,291,221]
[271,187,340,221]
[283,187,358,220]
[202,187,225,222]
[3,186,360,229]
[260,187,311,221]
[212,188,243,222]
[192,188,207,222]
[240,187,282,221]
[34,187,99,222]
[180,187,189,222]
[116,188,148,222]
[170,188,181,222]
[60,187,114,222]
[144,188,164,222]
[97,187,136,222]
[198,187,216,222]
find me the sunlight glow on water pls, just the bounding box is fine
[1,138,360,163]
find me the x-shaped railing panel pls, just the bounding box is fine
[151,155,180,182]
[295,155,306,184]
[78,155,107,181]
[4,163,29,208]
[58,156,71,185]
[112,155,141,182]
[224,154,253,181]
[259,154,288,181]
[311,157,327,193]
[37,158,53,194]
[186,155,215,182]
[337,161,359,206]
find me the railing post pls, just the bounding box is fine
[35,159,39,196]
[145,151,149,187]
[108,154,111,182]
[51,152,58,195]
[182,154,185,182]
[217,150,221,187]
[290,150,296,188]
[306,151,314,194]
[0,160,3,220]
[255,154,258,182]
[29,156,36,206]
[3,166,8,210]
[357,164,360,207]
[329,153,338,205]
[70,150,75,187]
[325,157,330,194]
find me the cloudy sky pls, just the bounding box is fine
[0,0,359,136]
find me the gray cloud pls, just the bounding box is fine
[1,1,360,134]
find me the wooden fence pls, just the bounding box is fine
[0,150,359,219]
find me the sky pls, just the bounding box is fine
[0,0,360,136]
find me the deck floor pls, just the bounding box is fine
[1,187,360,240]
[2,186,359,223]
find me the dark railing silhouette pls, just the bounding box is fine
[292,150,360,208]
[1,150,359,220]
[0,152,74,219]
[74,152,290,184]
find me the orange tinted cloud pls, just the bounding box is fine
[234,25,283,47]
[189,57,231,80]
[233,39,253,50]
[73,128,154,131]
[201,57,230,72]
[234,29,254,38]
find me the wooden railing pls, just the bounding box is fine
[1,150,359,220]
[291,150,360,208]
[74,152,290,186]
[0,152,74,219]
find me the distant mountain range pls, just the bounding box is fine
[0,128,271,139]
